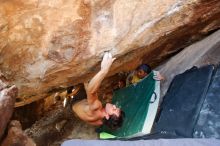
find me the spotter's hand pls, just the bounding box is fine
[153,72,165,81]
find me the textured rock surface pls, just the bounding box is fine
[0,0,220,103]
[1,120,36,146]
[158,29,220,97]
[0,74,18,140]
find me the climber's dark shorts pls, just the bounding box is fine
[65,84,87,117]
[70,84,87,106]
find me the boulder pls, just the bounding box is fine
[0,0,220,105]
[0,74,18,140]
[1,120,36,146]
[158,29,220,98]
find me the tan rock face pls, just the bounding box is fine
[0,0,220,103]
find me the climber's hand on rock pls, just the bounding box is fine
[101,52,116,72]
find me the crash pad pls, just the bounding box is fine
[62,138,220,146]
[194,65,220,139]
[152,65,214,138]
[100,71,160,138]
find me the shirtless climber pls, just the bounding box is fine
[71,52,125,129]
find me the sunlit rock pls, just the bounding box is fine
[0,0,219,104]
